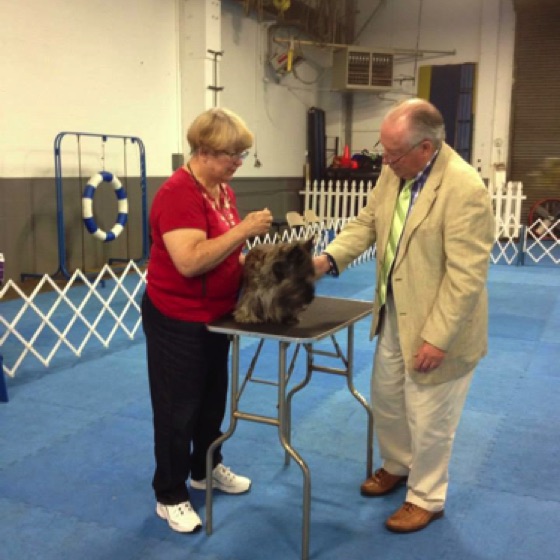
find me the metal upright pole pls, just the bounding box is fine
[207,49,224,107]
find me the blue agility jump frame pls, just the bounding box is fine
[21,131,148,281]
[0,355,7,403]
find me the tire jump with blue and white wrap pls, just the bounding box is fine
[82,171,129,242]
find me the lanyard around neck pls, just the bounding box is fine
[186,163,236,228]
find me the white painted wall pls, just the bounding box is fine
[0,0,516,180]
[219,2,325,177]
[0,0,179,178]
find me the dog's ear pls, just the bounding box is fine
[286,242,311,267]
[303,237,314,254]
[272,260,288,281]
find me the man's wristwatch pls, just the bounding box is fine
[323,252,339,277]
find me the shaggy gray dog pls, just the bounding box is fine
[233,239,315,325]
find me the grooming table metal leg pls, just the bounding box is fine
[284,342,314,466]
[205,334,241,535]
[278,341,311,560]
[344,325,374,478]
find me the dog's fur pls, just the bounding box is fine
[233,239,315,325]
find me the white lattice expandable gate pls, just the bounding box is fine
[0,261,147,380]
[1,228,366,382]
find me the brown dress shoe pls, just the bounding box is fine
[385,502,444,533]
[360,468,408,497]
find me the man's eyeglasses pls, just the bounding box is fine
[380,140,424,166]
[214,150,250,161]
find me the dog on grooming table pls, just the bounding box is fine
[234,238,315,325]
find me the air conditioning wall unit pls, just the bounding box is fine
[332,47,394,92]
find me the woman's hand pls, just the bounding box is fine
[240,208,273,237]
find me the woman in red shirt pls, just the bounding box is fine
[142,108,272,533]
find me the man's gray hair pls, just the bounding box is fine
[407,104,445,149]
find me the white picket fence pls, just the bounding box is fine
[300,171,526,237]
[489,167,526,239]
[301,179,375,230]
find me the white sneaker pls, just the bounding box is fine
[156,501,202,533]
[190,463,251,494]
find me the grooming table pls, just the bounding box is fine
[205,296,374,560]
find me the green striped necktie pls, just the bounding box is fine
[379,179,414,305]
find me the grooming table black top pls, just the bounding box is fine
[207,296,373,343]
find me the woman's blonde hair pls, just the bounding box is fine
[187,107,253,154]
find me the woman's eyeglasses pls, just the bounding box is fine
[214,150,250,161]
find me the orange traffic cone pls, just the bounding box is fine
[340,145,352,168]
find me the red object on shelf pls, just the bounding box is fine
[337,145,358,169]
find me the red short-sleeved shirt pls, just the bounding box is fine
[146,167,243,322]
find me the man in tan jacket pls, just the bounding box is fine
[315,98,494,533]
